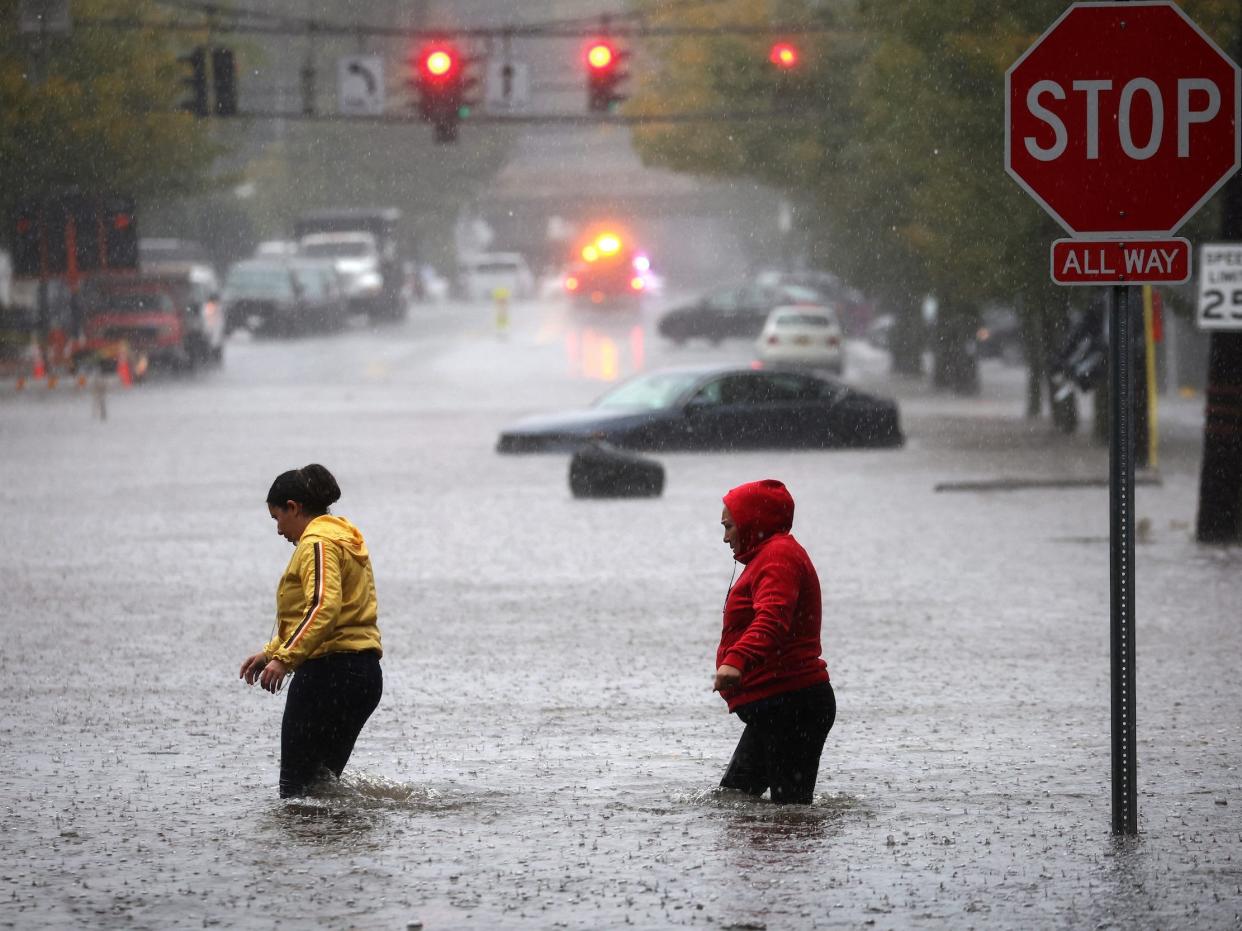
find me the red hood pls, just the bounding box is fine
[723,479,794,563]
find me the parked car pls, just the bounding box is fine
[496,364,903,453]
[755,269,875,337]
[289,257,349,330]
[755,305,845,374]
[976,306,1025,363]
[458,252,535,301]
[79,267,225,369]
[657,282,823,345]
[222,259,306,334]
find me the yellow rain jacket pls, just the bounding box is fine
[263,514,382,668]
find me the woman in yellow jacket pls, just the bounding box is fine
[239,464,383,797]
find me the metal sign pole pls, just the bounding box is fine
[1109,283,1138,835]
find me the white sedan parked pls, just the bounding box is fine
[755,305,845,374]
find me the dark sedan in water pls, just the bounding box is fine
[496,365,903,453]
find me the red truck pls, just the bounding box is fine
[79,268,225,374]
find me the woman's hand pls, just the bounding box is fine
[259,658,291,694]
[239,652,268,685]
[713,664,742,693]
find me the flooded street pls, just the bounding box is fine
[2,295,1240,930]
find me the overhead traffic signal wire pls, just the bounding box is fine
[515,0,737,32]
[176,106,817,126]
[129,0,844,40]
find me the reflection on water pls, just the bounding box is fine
[565,325,646,382]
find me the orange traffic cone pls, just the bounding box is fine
[116,344,134,388]
[31,337,46,380]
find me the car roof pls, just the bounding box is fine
[228,258,292,273]
[301,231,375,242]
[628,362,830,381]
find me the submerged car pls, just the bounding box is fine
[496,364,903,453]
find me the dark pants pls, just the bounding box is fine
[720,681,836,805]
[280,650,382,798]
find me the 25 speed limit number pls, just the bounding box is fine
[1198,245,1242,330]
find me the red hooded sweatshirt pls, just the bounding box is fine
[717,479,829,712]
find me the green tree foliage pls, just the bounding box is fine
[632,0,1241,346]
[0,0,220,225]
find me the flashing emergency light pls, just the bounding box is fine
[582,244,600,262]
[632,254,650,272]
[769,42,798,69]
[596,233,621,256]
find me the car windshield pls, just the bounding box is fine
[88,291,174,312]
[774,312,834,327]
[301,241,373,259]
[777,285,822,303]
[594,371,703,410]
[224,266,292,299]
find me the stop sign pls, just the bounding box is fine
[1006,1,1240,237]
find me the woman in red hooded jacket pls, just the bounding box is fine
[713,479,836,804]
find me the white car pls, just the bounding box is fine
[755,305,845,374]
[458,252,535,301]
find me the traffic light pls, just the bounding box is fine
[412,42,476,143]
[12,207,41,278]
[586,39,628,112]
[101,199,138,270]
[769,41,801,109]
[69,197,103,273]
[212,47,238,117]
[769,42,799,70]
[180,46,209,118]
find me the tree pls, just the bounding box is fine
[631,0,1239,401]
[0,0,220,228]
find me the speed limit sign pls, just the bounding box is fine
[1198,244,1242,330]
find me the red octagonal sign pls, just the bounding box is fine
[1006,1,1240,238]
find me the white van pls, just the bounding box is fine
[458,252,535,301]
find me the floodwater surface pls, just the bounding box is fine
[2,299,1239,929]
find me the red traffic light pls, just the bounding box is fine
[769,42,798,69]
[419,45,459,80]
[587,42,615,71]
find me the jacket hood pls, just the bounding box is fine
[302,514,369,560]
[723,479,794,562]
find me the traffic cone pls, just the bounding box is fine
[116,344,134,388]
[31,337,46,381]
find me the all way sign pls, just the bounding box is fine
[1051,238,1191,285]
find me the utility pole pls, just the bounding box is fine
[1195,18,1242,544]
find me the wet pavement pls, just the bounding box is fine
[1,296,1239,929]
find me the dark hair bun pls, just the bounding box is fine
[299,464,341,510]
